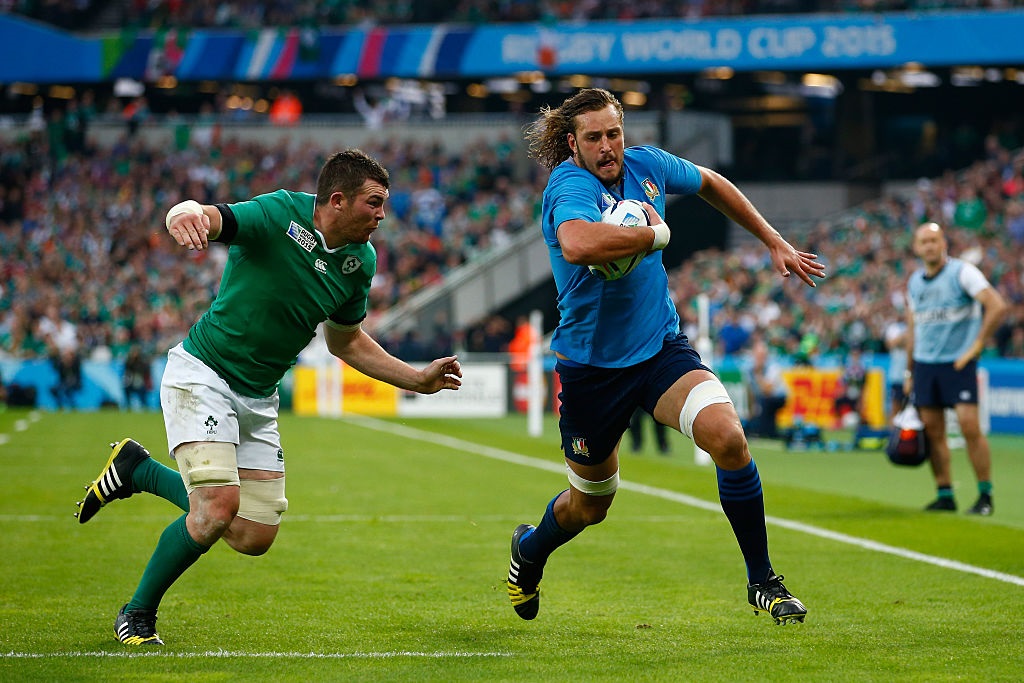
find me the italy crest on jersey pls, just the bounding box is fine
[641,178,660,201]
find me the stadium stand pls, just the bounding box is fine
[0,113,543,364]
[2,1,1024,379]
[2,101,1022,368]
[8,0,1024,31]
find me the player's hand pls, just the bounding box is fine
[418,356,462,394]
[769,240,826,288]
[168,212,212,251]
[952,347,978,371]
[640,202,664,226]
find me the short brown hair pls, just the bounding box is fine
[316,149,390,206]
[523,88,624,170]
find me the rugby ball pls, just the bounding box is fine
[588,199,650,281]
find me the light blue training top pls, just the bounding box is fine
[907,256,990,363]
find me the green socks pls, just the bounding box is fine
[132,457,189,512]
[126,514,208,611]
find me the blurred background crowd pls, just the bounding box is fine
[2,93,1023,377]
[2,1,1024,417]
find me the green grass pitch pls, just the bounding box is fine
[2,408,1023,681]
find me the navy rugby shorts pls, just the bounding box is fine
[912,360,978,408]
[556,332,711,465]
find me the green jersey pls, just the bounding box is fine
[183,189,375,398]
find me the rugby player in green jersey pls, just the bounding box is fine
[75,149,462,645]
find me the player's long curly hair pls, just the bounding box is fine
[316,149,390,205]
[524,88,624,170]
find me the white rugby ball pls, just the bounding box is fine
[588,199,650,281]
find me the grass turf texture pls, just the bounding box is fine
[2,409,1023,681]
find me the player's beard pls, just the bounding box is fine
[577,153,623,186]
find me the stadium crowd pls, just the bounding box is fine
[108,0,1024,29]
[7,0,1024,32]
[2,96,1024,375]
[0,110,545,366]
[671,142,1024,364]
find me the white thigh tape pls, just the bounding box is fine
[176,442,239,491]
[679,379,733,438]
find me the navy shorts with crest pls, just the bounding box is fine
[556,332,710,465]
[912,360,978,408]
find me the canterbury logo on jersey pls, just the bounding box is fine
[287,221,316,252]
[315,259,328,274]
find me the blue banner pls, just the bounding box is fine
[983,359,1024,434]
[456,12,1024,75]
[3,11,1024,83]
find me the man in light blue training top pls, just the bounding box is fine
[506,88,825,625]
[75,149,463,645]
[905,222,1006,515]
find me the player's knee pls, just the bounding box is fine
[222,479,286,555]
[958,419,983,440]
[711,425,749,470]
[176,441,242,543]
[188,491,240,544]
[566,466,617,526]
[708,419,747,455]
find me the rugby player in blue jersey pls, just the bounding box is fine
[506,88,825,625]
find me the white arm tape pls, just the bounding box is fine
[651,222,670,250]
[165,199,204,229]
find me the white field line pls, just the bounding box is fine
[349,416,1024,588]
[2,513,707,523]
[1,651,510,659]
[0,410,41,446]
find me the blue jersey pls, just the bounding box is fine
[907,257,989,364]
[542,145,703,367]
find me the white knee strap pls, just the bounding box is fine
[566,465,619,496]
[679,379,733,438]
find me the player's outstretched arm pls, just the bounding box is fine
[765,239,826,289]
[325,324,462,394]
[165,200,222,251]
[696,166,825,287]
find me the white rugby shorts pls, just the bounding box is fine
[160,343,285,473]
